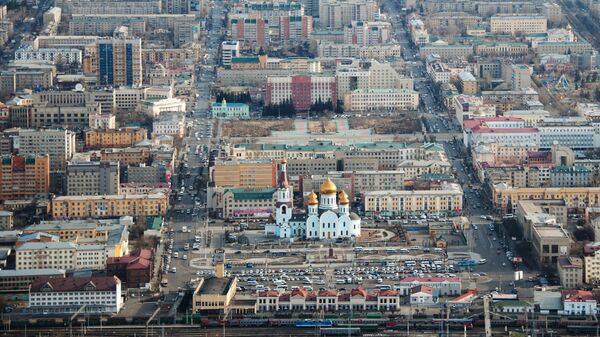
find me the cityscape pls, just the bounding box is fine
[0,0,600,335]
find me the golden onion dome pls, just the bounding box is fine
[320,177,337,195]
[307,191,318,205]
[339,191,350,205]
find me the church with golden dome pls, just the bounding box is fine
[266,160,361,240]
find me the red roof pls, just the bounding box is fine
[338,293,350,301]
[411,285,433,295]
[30,276,120,292]
[351,288,367,297]
[318,289,337,297]
[306,293,317,301]
[291,288,308,298]
[401,276,461,283]
[107,249,153,270]
[379,289,400,296]
[279,293,290,301]
[366,294,378,301]
[562,290,595,302]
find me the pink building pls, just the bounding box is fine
[266,75,337,111]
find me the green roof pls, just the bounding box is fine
[225,188,277,200]
[232,56,260,63]
[146,216,163,230]
[551,165,590,174]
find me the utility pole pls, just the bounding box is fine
[484,295,492,337]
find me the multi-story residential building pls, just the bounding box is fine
[457,71,478,94]
[221,40,240,68]
[536,41,593,54]
[51,193,169,219]
[100,147,151,166]
[16,242,106,270]
[222,187,278,219]
[426,12,482,32]
[561,290,598,316]
[550,165,592,187]
[126,162,171,184]
[0,154,49,201]
[343,21,391,46]
[317,43,402,60]
[318,0,378,29]
[363,182,463,217]
[211,100,250,119]
[229,16,268,48]
[516,199,567,240]
[557,256,583,288]
[453,95,497,125]
[419,44,474,60]
[29,276,123,314]
[265,75,337,112]
[97,38,142,87]
[427,61,451,83]
[0,211,13,229]
[336,59,413,101]
[0,63,56,97]
[494,185,600,213]
[66,161,120,196]
[280,16,313,42]
[16,128,76,173]
[503,110,551,126]
[230,141,445,170]
[152,113,186,138]
[584,242,600,284]
[542,2,562,23]
[343,88,419,112]
[474,42,529,57]
[490,14,547,35]
[85,127,148,150]
[58,0,161,15]
[211,159,276,188]
[511,64,532,91]
[255,288,401,312]
[15,47,82,64]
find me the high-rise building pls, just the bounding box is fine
[16,129,76,173]
[66,161,120,196]
[0,154,50,201]
[229,16,268,47]
[98,38,142,86]
[318,0,377,29]
[221,40,240,68]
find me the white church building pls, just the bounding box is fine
[265,160,361,240]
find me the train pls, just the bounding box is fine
[296,319,334,328]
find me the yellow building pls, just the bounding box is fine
[493,184,600,213]
[211,159,276,188]
[100,147,151,166]
[85,127,148,149]
[363,182,463,217]
[52,193,168,219]
[490,15,547,35]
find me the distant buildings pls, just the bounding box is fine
[51,193,169,219]
[97,38,142,86]
[211,100,250,119]
[85,127,148,150]
[66,161,120,196]
[265,74,337,112]
[490,14,548,35]
[0,154,50,200]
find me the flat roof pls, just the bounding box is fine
[533,226,569,239]
[200,277,234,296]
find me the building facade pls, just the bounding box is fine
[51,193,169,219]
[0,154,49,200]
[66,161,120,196]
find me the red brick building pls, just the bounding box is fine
[106,249,154,288]
[266,75,337,112]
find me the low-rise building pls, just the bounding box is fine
[397,277,461,296]
[550,165,592,187]
[106,249,153,288]
[51,193,169,219]
[557,256,583,288]
[410,285,436,305]
[562,290,597,315]
[0,269,65,293]
[363,183,463,217]
[100,147,151,166]
[29,276,123,314]
[211,100,250,119]
[152,112,186,138]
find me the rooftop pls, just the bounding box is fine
[30,276,120,292]
[199,277,234,296]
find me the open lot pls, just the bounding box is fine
[308,119,337,133]
[221,119,294,137]
[349,116,421,134]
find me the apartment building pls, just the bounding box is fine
[453,95,497,125]
[211,159,276,188]
[317,43,402,60]
[126,162,170,184]
[221,40,240,68]
[363,182,464,217]
[66,161,120,196]
[19,90,101,130]
[85,127,148,150]
[457,71,478,94]
[15,47,82,64]
[318,0,378,29]
[222,188,278,219]
[0,154,49,201]
[51,193,169,219]
[550,165,592,187]
[0,64,55,98]
[16,242,106,270]
[97,38,142,87]
[16,129,76,173]
[344,88,419,112]
[490,14,547,35]
[557,256,583,288]
[29,276,122,314]
[343,21,391,46]
[59,0,161,14]
[584,242,600,284]
[265,75,337,112]
[419,44,474,60]
[100,147,151,166]
[280,16,313,42]
[494,185,600,213]
[229,16,268,47]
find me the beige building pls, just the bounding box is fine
[16,128,76,173]
[363,182,463,216]
[336,59,413,101]
[490,14,547,35]
[85,127,148,149]
[493,185,600,213]
[584,242,600,284]
[532,225,570,267]
[516,199,568,240]
[457,71,478,94]
[51,193,168,219]
[557,256,583,288]
[0,211,13,229]
[222,188,278,219]
[100,147,151,166]
[343,89,419,112]
[211,159,276,188]
[97,38,143,87]
[318,0,378,29]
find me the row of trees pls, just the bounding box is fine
[262,99,343,117]
[215,90,252,104]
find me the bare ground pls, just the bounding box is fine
[349,116,420,134]
[221,119,294,137]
